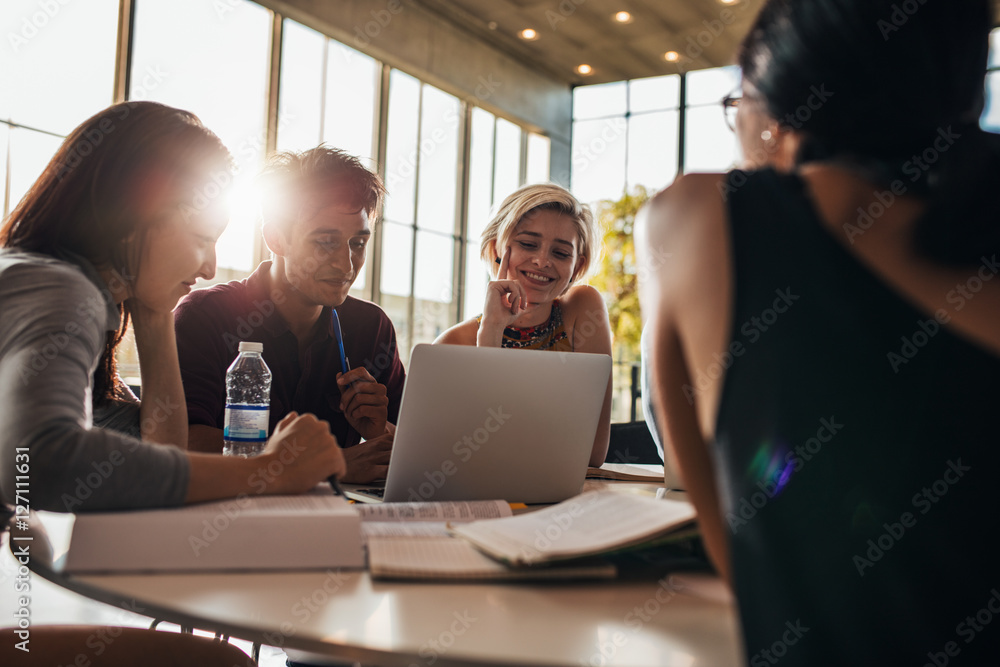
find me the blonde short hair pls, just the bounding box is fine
[479,183,597,287]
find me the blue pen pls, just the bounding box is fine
[331,309,349,375]
[328,309,350,496]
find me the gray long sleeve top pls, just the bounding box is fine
[0,250,189,512]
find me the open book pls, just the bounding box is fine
[449,489,696,566]
[585,463,665,482]
[360,499,616,580]
[65,488,363,573]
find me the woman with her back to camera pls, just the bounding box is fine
[639,0,1000,663]
[435,183,613,467]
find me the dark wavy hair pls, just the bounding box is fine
[0,101,232,404]
[738,0,999,265]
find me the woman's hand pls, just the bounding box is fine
[185,412,347,503]
[257,412,347,494]
[478,246,527,346]
[127,298,189,448]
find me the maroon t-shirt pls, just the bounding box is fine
[174,262,405,449]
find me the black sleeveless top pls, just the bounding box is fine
[717,168,1000,664]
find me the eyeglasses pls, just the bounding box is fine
[721,91,741,132]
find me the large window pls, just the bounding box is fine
[461,111,534,322]
[571,75,684,206]
[572,31,1000,422]
[7,3,553,383]
[983,29,1000,132]
[130,0,272,273]
[683,66,740,173]
[1,0,120,216]
[380,71,461,358]
[276,20,379,294]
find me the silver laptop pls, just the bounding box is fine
[367,344,610,504]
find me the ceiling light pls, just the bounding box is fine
[577,64,593,75]
[720,0,738,4]
[664,51,680,62]
[519,28,538,40]
[615,11,632,23]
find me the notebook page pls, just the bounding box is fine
[450,490,695,564]
[357,500,511,522]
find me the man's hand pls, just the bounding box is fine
[337,367,389,440]
[340,431,394,484]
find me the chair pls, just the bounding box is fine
[1,512,257,667]
[606,421,664,465]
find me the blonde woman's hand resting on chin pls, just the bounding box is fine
[478,246,527,347]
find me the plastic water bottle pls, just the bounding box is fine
[222,341,272,457]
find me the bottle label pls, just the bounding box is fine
[223,405,269,442]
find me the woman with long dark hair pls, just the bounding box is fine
[640,0,1000,662]
[0,101,346,514]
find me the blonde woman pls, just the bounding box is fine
[436,183,612,466]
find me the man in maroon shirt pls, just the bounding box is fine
[174,147,404,483]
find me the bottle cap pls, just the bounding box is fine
[238,341,264,354]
